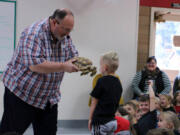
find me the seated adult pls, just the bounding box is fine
[173,72,180,95]
[131,56,171,99]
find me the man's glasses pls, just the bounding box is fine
[56,19,73,33]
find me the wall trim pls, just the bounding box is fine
[58,120,88,128]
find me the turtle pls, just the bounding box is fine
[73,57,97,77]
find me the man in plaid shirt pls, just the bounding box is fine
[0,9,79,135]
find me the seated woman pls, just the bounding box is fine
[131,56,171,99]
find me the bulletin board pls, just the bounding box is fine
[0,0,16,73]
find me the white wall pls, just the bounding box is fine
[0,0,139,120]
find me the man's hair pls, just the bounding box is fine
[139,94,150,102]
[101,51,119,73]
[50,9,74,21]
[147,128,174,135]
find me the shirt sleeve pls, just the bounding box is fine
[19,29,46,67]
[64,36,79,61]
[90,79,103,99]
[160,71,171,94]
[131,71,143,96]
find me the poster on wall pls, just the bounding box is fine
[0,0,16,73]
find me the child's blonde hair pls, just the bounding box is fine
[124,101,138,112]
[101,51,119,73]
[129,100,139,109]
[155,97,162,111]
[160,94,173,107]
[160,111,180,130]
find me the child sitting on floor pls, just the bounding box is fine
[134,81,157,135]
[114,105,130,135]
[173,91,180,119]
[158,111,180,135]
[159,94,175,112]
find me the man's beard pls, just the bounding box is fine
[55,35,65,41]
[54,32,65,41]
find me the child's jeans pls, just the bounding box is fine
[91,120,117,135]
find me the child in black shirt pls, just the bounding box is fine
[88,51,123,135]
[134,81,157,135]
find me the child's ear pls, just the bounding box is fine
[104,64,108,71]
[52,19,57,25]
[105,64,109,71]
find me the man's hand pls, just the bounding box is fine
[29,59,79,74]
[62,58,79,73]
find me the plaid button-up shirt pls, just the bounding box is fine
[2,18,78,109]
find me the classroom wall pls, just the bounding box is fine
[0,0,139,120]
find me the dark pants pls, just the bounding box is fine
[0,87,58,135]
